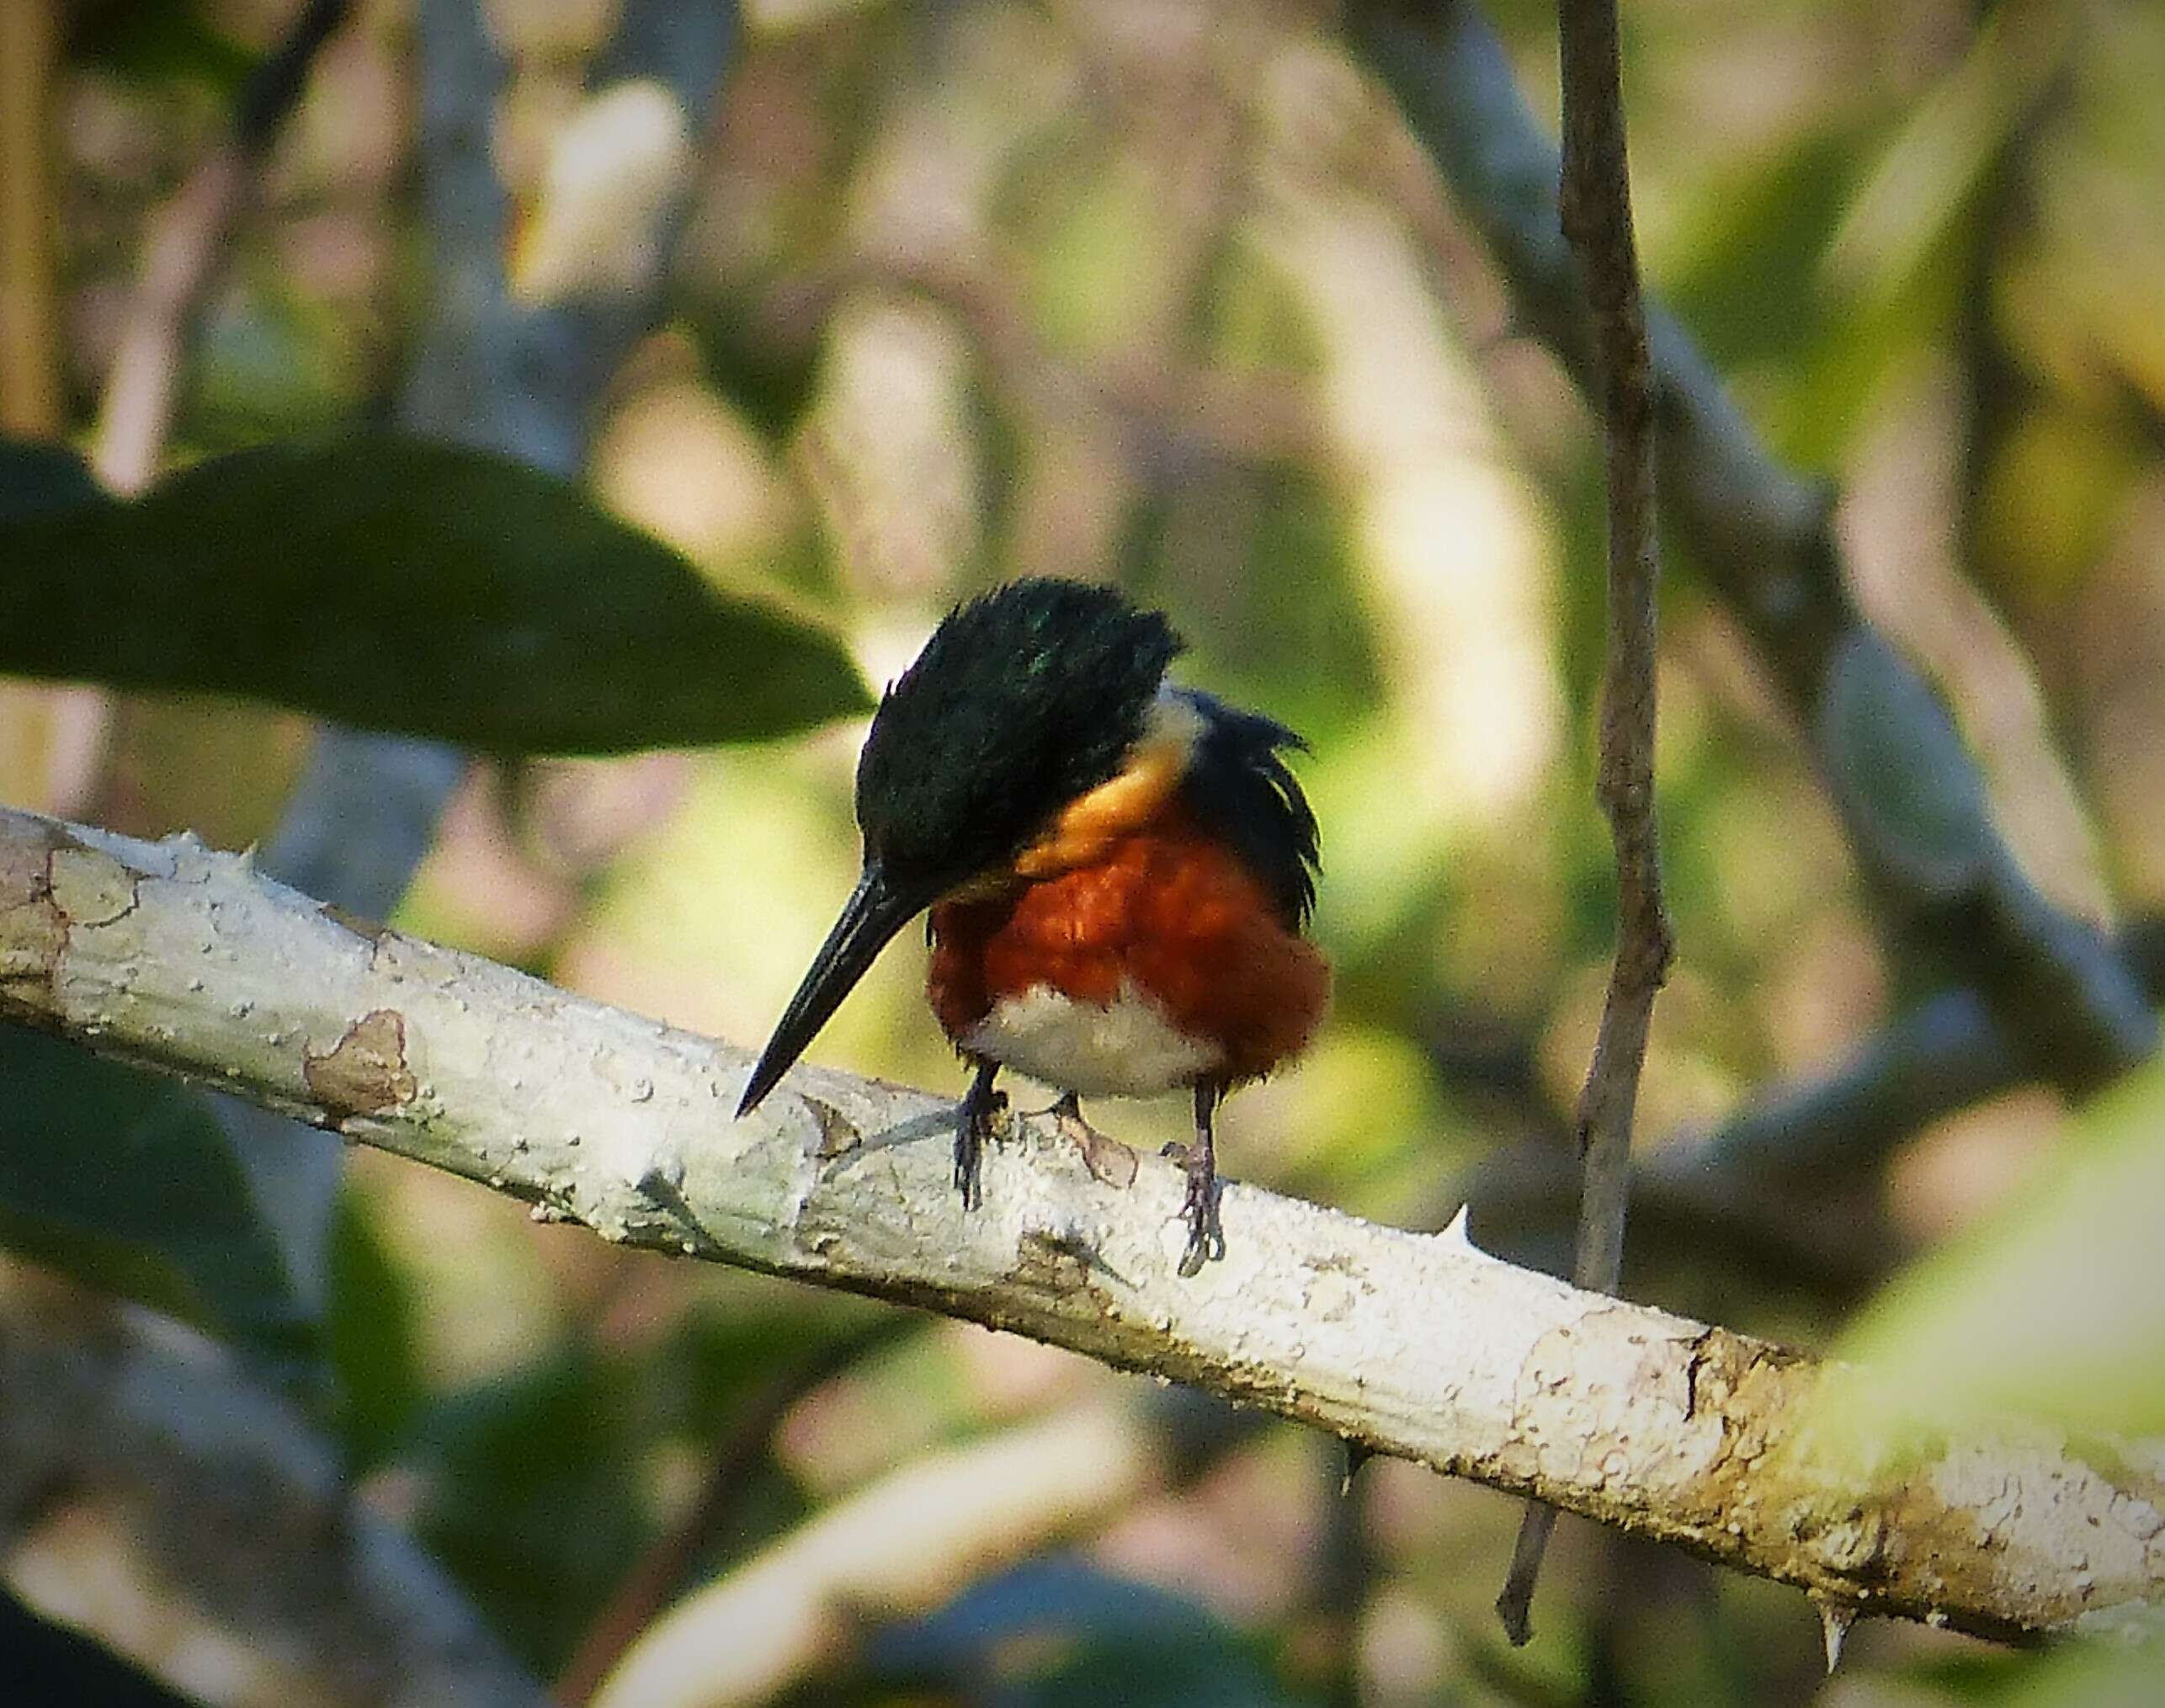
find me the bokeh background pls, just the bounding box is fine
[3,0,2163,1704]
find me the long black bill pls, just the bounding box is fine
[737,863,923,1117]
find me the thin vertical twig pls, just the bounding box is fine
[1497,0,1673,1646]
[1351,0,2155,1162]
[93,0,354,493]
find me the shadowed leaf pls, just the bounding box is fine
[0,438,101,518]
[0,1028,317,1384]
[0,436,870,753]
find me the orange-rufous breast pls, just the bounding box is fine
[928,806,1328,1097]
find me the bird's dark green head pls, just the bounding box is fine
[854,577,1184,898]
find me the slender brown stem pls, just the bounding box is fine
[1353,0,2153,1099]
[1497,0,1673,1646]
[93,0,354,493]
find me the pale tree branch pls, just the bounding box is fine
[1489,0,1675,1641]
[0,1283,541,1708]
[564,1349,1263,1708]
[1,804,2157,1652]
[592,1400,1171,1708]
[552,1320,908,1708]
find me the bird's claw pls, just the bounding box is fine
[954,1073,1005,1210]
[1050,1093,1094,1150]
[1177,1153,1225,1278]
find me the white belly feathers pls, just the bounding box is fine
[961,979,1220,1098]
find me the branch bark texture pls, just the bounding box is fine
[0,805,2157,1646]
[0,1287,540,1708]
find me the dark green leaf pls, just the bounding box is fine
[0,436,870,753]
[0,438,102,519]
[412,1351,649,1673]
[0,1027,317,1382]
[66,0,258,95]
[325,1188,426,1472]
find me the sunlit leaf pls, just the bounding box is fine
[1992,1626,2165,1706]
[1836,1057,2165,1439]
[411,1352,648,1673]
[0,437,870,753]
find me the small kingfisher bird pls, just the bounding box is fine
[737,578,1327,1274]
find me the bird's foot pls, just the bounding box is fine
[1175,1082,1226,1277]
[1051,1092,1139,1189]
[1176,1146,1224,1278]
[1049,1090,1093,1149]
[954,1062,1005,1211]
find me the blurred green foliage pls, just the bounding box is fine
[4,0,2163,1704]
[411,1347,653,1673]
[66,0,259,98]
[852,1558,1301,1708]
[324,1188,426,1471]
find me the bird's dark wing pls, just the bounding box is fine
[1174,689,1320,930]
